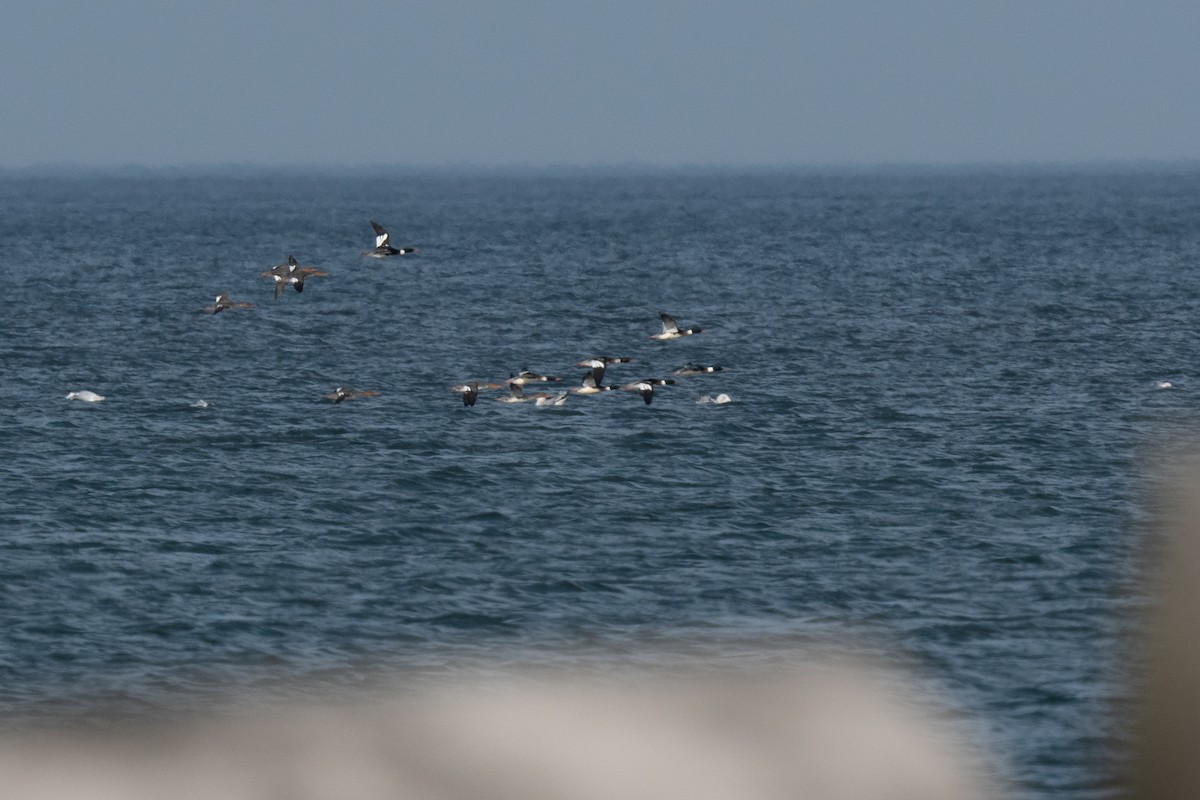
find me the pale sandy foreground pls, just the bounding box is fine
[0,664,997,800]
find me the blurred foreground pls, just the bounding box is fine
[1,662,995,800]
[3,469,1199,800]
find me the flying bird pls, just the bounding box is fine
[621,380,658,405]
[451,382,481,406]
[204,293,254,314]
[507,368,562,386]
[322,387,381,403]
[650,312,704,340]
[260,256,329,298]
[672,363,726,376]
[363,220,418,257]
[568,367,617,395]
[576,356,634,370]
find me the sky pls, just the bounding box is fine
[3,1,1200,168]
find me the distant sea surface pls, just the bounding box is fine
[4,168,1199,797]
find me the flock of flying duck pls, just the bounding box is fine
[69,220,733,407]
[201,220,411,314]
[448,315,730,408]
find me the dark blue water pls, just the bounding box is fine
[3,168,1198,797]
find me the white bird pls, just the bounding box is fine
[66,391,105,402]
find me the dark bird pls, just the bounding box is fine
[672,363,726,376]
[322,386,381,403]
[203,293,255,314]
[451,382,481,406]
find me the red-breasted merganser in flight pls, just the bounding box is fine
[496,383,559,404]
[322,386,381,403]
[363,220,418,257]
[568,367,617,395]
[650,312,703,340]
[619,380,657,405]
[203,293,255,314]
[507,368,562,386]
[575,356,634,370]
[620,377,675,405]
[495,383,536,403]
[672,363,727,376]
[451,381,481,406]
[535,391,568,406]
[260,256,329,298]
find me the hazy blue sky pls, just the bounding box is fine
[4,1,1199,168]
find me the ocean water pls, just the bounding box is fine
[3,167,1199,797]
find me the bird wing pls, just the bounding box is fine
[370,221,390,248]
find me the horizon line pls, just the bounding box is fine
[4,158,1200,177]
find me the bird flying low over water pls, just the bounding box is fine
[620,378,675,405]
[621,380,658,405]
[451,381,481,406]
[65,390,105,402]
[568,367,617,395]
[672,363,727,376]
[322,387,381,403]
[535,391,568,406]
[576,356,634,370]
[496,383,559,404]
[507,368,562,386]
[363,220,418,257]
[496,383,533,403]
[651,312,704,339]
[204,293,255,314]
[260,256,329,299]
